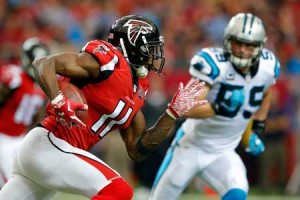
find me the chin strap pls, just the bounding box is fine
[131,65,148,78]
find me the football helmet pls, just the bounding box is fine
[108,15,165,78]
[21,37,50,78]
[224,13,267,69]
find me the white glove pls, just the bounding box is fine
[166,78,207,119]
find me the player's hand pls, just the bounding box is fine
[245,133,265,156]
[166,78,208,119]
[51,93,88,129]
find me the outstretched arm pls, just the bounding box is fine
[120,79,207,161]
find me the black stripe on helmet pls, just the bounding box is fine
[242,13,248,33]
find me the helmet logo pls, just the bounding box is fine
[124,19,153,46]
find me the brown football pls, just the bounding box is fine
[58,81,88,124]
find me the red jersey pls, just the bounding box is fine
[41,40,149,150]
[0,64,46,137]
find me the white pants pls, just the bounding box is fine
[0,127,120,200]
[0,133,24,188]
[150,143,249,200]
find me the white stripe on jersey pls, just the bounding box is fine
[100,55,118,72]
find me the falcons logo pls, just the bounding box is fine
[123,19,153,46]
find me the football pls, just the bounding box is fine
[58,81,88,124]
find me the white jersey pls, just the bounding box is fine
[181,47,280,153]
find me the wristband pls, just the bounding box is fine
[51,92,64,106]
[252,119,266,139]
[166,108,177,120]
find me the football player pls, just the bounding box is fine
[0,15,207,199]
[0,37,49,189]
[150,13,280,200]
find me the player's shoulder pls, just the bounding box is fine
[189,47,229,82]
[259,48,280,79]
[193,47,225,59]
[81,40,117,56]
[191,47,228,69]
[200,47,224,55]
[81,40,120,66]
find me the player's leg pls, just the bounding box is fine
[0,173,56,200]
[149,144,198,200]
[16,127,132,199]
[91,178,132,200]
[199,151,248,200]
[0,134,24,188]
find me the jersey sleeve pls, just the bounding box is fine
[189,49,221,85]
[81,40,119,76]
[261,49,281,87]
[272,54,280,81]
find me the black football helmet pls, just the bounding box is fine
[108,15,165,77]
[21,37,50,78]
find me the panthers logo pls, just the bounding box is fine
[123,19,153,46]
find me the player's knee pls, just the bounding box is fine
[91,178,133,200]
[222,188,247,200]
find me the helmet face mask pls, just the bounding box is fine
[224,13,267,69]
[108,15,165,77]
[142,36,165,73]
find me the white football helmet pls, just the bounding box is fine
[21,37,50,78]
[224,13,267,69]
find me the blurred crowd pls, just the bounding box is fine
[1,0,300,196]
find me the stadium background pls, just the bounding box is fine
[1,0,299,199]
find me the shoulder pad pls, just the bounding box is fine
[81,40,119,71]
[260,49,280,79]
[189,48,225,83]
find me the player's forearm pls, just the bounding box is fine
[32,56,60,99]
[130,79,207,161]
[136,112,175,160]
[183,102,216,118]
[252,87,272,121]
